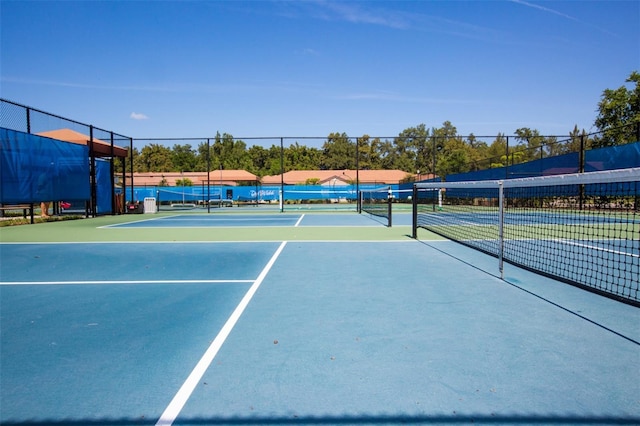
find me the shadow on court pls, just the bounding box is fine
[2,412,640,425]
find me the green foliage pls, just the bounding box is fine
[137,144,173,172]
[175,178,193,186]
[594,70,640,147]
[172,144,198,172]
[321,132,356,169]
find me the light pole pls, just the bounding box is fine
[342,171,354,207]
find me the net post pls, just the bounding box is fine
[206,138,211,214]
[411,185,417,238]
[280,137,284,213]
[387,187,392,227]
[357,190,362,214]
[498,180,504,279]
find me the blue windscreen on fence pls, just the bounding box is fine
[0,128,90,204]
[129,184,396,204]
[96,159,112,214]
[444,141,639,183]
[585,142,640,171]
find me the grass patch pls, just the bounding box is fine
[0,215,85,227]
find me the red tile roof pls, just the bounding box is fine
[261,169,422,185]
[130,170,259,186]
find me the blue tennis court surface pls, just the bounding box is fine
[1,237,639,425]
[102,212,411,228]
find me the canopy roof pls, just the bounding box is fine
[37,129,129,158]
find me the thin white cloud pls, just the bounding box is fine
[130,112,149,120]
[285,1,505,42]
[281,0,411,29]
[315,0,410,29]
[511,0,580,22]
[1,75,317,96]
[296,47,320,56]
[510,0,618,37]
[334,90,484,105]
[0,76,179,93]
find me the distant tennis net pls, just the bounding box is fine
[359,187,392,227]
[412,168,640,306]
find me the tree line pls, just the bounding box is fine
[128,71,640,179]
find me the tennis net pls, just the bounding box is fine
[412,168,640,306]
[359,187,392,227]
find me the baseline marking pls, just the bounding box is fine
[0,280,253,286]
[155,240,288,426]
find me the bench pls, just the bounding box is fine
[0,204,35,223]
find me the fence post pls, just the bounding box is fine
[26,107,31,134]
[505,136,510,179]
[89,126,97,217]
[207,138,211,214]
[579,134,585,210]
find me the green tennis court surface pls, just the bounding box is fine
[1,211,638,425]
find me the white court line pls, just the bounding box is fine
[294,214,305,227]
[155,240,288,426]
[98,216,168,228]
[0,280,254,286]
[556,239,640,258]
[502,237,640,258]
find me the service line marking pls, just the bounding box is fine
[155,240,288,426]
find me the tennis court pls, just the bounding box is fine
[101,212,411,229]
[1,209,639,425]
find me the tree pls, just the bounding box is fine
[286,142,321,171]
[466,134,490,171]
[487,134,508,168]
[172,144,198,172]
[513,128,545,162]
[138,144,173,172]
[357,135,383,170]
[320,132,356,169]
[396,124,428,173]
[437,138,470,176]
[432,121,461,176]
[594,71,640,147]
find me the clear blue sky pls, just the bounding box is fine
[1,0,638,146]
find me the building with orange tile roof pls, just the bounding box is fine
[129,170,259,187]
[261,169,429,186]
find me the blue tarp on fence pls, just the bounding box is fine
[96,159,112,214]
[0,128,90,204]
[129,184,399,204]
[444,141,639,183]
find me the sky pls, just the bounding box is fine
[1,0,639,147]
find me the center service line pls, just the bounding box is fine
[155,240,288,426]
